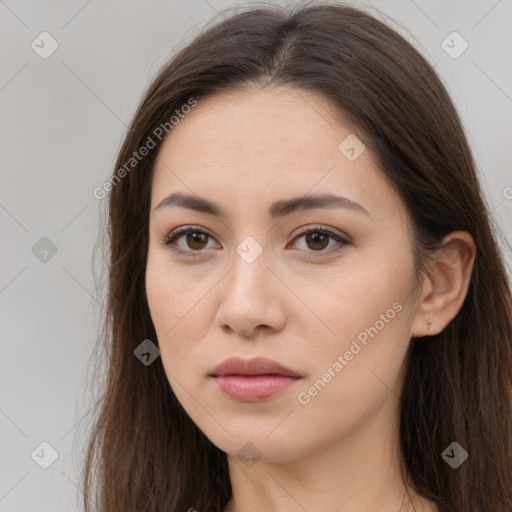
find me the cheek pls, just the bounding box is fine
[309,250,412,346]
[146,247,213,334]
[145,252,205,366]
[292,293,411,452]
[301,252,414,399]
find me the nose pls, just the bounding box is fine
[214,248,287,338]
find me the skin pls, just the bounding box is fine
[145,86,475,512]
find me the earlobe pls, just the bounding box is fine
[411,231,476,338]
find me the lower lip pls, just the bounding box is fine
[213,375,300,401]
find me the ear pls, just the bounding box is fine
[411,231,476,337]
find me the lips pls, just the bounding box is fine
[210,356,301,378]
[210,357,302,402]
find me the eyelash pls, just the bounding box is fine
[160,225,350,260]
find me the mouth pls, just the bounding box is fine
[210,357,302,402]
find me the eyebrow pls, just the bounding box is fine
[154,192,370,218]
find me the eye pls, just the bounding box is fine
[161,226,218,257]
[288,225,350,259]
[161,225,350,259]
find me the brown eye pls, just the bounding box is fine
[304,232,330,251]
[163,225,349,260]
[185,232,209,250]
[164,227,218,257]
[290,226,350,259]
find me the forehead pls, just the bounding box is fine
[150,86,405,227]
[158,86,348,161]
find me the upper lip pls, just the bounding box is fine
[211,357,301,378]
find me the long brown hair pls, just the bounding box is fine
[82,2,512,511]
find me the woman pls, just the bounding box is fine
[83,2,512,511]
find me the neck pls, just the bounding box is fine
[223,398,438,512]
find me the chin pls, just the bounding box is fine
[196,417,309,464]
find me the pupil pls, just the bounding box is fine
[188,233,207,250]
[307,232,328,250]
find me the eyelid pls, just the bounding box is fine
[291,224,350,242]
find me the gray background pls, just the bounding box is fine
[1,0,511,510]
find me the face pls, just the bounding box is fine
[145,86,421,463]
